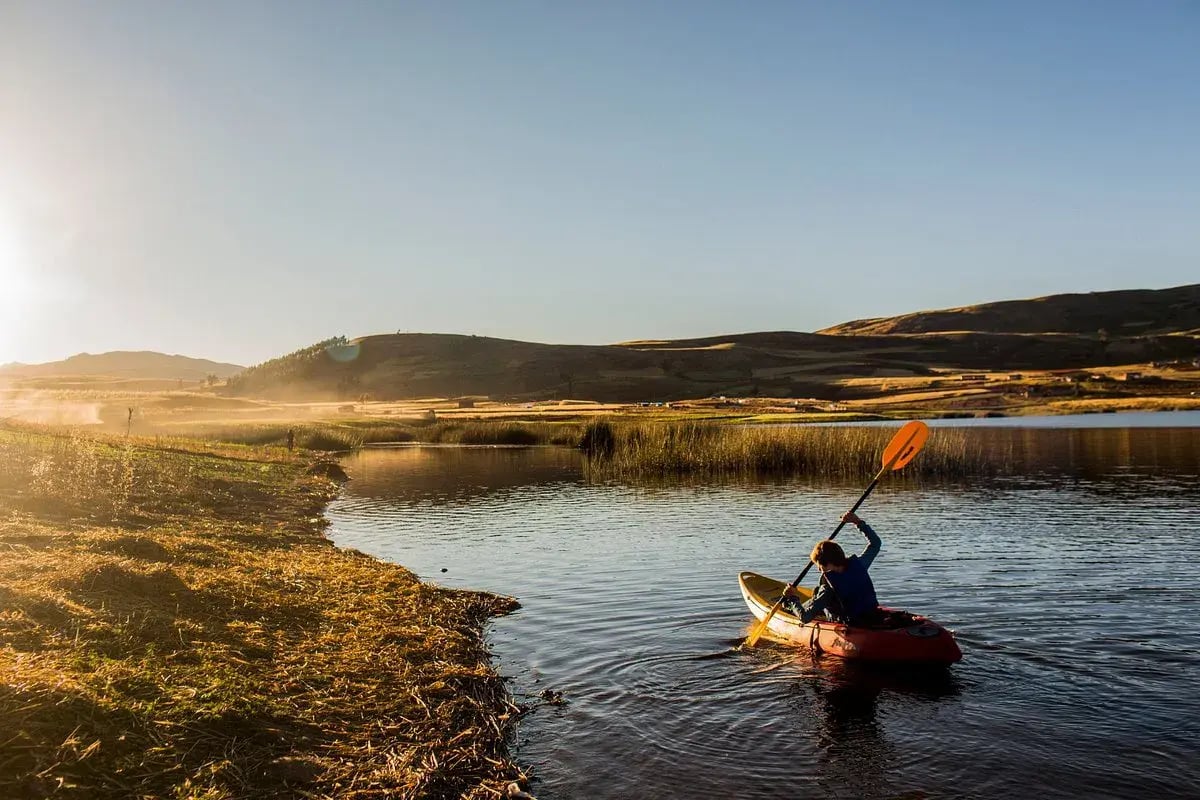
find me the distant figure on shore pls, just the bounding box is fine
[287,428,295,451]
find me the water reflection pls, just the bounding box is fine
[1001,427,1200,476]
[346,445,580,505]
[810,672,894,799]
[780,657,962,800]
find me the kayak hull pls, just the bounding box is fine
[739,571,962,664]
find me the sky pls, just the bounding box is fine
[1,1,1197,367]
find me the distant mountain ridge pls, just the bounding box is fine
[818,283,1200,337]
[0,351,244,381]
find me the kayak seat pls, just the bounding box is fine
[852,609,921,630]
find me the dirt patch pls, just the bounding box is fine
[91,535,173,562]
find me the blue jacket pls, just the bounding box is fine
[799,520,881,623]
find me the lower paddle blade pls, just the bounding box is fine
[882,420,929,471]
[743,596,785,648]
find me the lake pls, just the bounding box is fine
[825,409,1200,429]
[326,426,1200,799]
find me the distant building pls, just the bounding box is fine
[1119,372,1142,382]
[1006,373,1023,381]
[959,374,988,382]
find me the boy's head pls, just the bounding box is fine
[810,540,848,573]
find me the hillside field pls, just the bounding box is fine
[4,359,1198,442]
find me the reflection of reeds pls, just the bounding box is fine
[579,419,1005,478]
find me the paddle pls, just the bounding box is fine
[742,420,930,649]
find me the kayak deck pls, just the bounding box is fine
[739,571,962,664]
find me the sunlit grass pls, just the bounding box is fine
[163,421,417,451]
[0,422,524,798]
[579,419,1004,478]
[168,419,586,450]
[421,421,582,446]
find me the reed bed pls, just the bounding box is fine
[168,420,581,451]
[164,421,419,451]
[0,423,527,799]
[420,421,582,447]
[579,419,1008,479]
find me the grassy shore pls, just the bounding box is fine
[0,423,525,799]
[167,419,584,451]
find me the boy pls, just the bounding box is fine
[784,511,883,625]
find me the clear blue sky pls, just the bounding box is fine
[2,1,1197,366]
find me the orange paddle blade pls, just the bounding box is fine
[881,420,929,471]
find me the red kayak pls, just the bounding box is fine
[739,571,962,664]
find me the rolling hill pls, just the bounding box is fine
[223,288,1200,403]
[0,351,244,382]
[818,283,1200,337]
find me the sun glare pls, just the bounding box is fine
[0,213,36,353]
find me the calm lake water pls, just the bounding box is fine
[326,427,1200,799]
[835,409,1200,429]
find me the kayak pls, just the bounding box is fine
[739,571,962,664]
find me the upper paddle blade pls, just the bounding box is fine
[881,420,929,471]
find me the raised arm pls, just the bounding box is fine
[841,511,881,569]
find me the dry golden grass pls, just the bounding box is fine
[580,419,1004,479]
[160,421,412,451]
[0,423,525,799]
[160,419,584,451]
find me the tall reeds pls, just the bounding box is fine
[1,426,147,520]
[166,420,578,451]
[163,421,416,451]
[579,419,1006,479]
[421,421,581,446]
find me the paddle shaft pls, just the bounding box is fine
[782,462,888,594]
[743,422,925,648]
[742,463,888,647]
[781,461,889,593]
